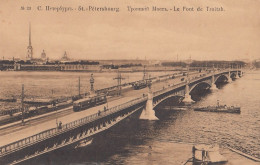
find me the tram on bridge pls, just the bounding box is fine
[73,94,107,112]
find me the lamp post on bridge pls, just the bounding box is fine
[21,84,25,126]
[19,84,31,126]
[90,73,95,94]
[143,65,147,81]
[113,70,125,96]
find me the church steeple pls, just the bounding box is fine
[41,49,46,60]
[26,23,33,61]
[29,23,31,46]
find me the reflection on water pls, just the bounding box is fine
[2,70,260,164]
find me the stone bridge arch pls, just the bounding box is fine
[214,74,229,84]
[230,72,237,78]
[189,81,212,93]
[153,94,183,109]
[153,80,212,108]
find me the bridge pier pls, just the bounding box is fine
[240,66,244,77]
[211,75,218,90]
[210,65,218,90]
[182,84,194,104]
[227,71,232,82]
[236,73,240,79]
[236,65,240,79]
[227,77,232,82]
[183,93,194,103]
[140,83,158,120]
[210,84,218,90]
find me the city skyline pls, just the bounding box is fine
[0,22,257,62]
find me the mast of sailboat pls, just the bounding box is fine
[51,89,58,126]
[90,73,95,94]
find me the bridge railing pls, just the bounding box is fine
[153,82,186,97]
[190,69,233,83]
[152,71,210,97]
[95,71,205,94]
[95,74,171,94]
[0,95,148,156]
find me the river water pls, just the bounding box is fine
[0,71,169,109]
[1,70,260,164]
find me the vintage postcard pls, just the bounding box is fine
[0,0,259,164]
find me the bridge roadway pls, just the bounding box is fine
[0,71,203,147]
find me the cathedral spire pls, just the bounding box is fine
[29,23,31,46]
[26,23,33,60]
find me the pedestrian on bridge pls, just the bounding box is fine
[58,121,62,130]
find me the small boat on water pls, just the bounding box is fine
[183,144,228,165]
[194,100,240,114]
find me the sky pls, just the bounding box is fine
[0,0,259,61]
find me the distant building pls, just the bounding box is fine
[254,59,260,68]
[60,51,70,62]
[26,23,33,61]
[41,50,47,61]
[30,50,47,64]
[14,64,61,71]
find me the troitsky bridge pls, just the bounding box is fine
[0,68,243,164]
